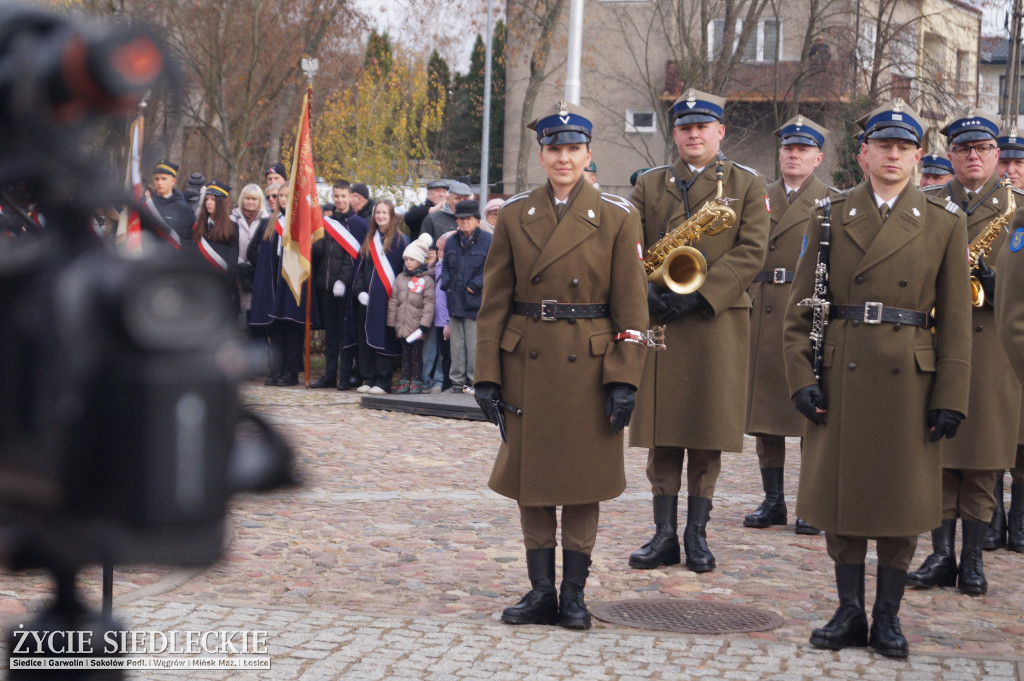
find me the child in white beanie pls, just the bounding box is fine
[387,233,436,393]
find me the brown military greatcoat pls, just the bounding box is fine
[924,178,1021,470]
[476,181,649,506]
[784,181,972,537]
[996,206,1024,385]
[629,157,770,452]
[745,176,829,437]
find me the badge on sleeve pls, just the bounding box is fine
[764,195,771,212]
[1011,228,1024,253]
[800,234,807,258]
[637,241,644,260]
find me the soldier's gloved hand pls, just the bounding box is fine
[928,409,964,442]
[657,291,707,324]
[792,384,827,425]
[605,383,637,434]
[976,258,996,302]
[473,382,502,427]
[647,283,668,316]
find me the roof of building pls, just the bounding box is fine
[981,36,1024,64]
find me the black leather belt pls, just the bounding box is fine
[752,268,794,284]
[513,300,610,321]
[829,303,934,329]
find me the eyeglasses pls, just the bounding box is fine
[266,194,279,199]
[950,144,997,158]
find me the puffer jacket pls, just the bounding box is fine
[387,265,436,339]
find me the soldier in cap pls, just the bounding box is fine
[989,126,1024,552]
[743,114,830,536]
[583,160,599,189]
[404,179,449,240]
[909,111,1024,590]
[920,154,953,187]
[474,101,648,630]
[627,88,769,574]
[785,99,971,658]
[147,160,197,251]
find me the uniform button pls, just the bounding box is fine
[852,319,860,327]
[892,367,900,374]
[975,325,984,332]
[532,276,541,284]
[568,355,577,362]
[768,244,776,251]
[571,278,580,286]
[855,275,864,284]
[898,279,908,287]
[848,363,857,371]
[765,306,772,314]
[530,351,538,359]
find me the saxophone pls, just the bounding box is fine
[645,157,737,294]
[968,178,1015,307]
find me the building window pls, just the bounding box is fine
[857,22,876,73]
[710,18,782,62]
[956,50,971,95]
[626,108,657,134]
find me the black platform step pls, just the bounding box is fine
[360,391,486,421]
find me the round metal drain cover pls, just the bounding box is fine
[591,598,784,634]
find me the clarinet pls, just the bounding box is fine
[797,198,832,384]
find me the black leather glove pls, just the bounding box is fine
[928,409,964,442]
[605,383,637,433]
[473,381,502,427]
[419,325,430,336]
[647,283,668,316]
[792,384,827,425]
[976,257,996,303]
[657,291,707,324]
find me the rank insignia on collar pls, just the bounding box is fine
[849,208,857,216]
[528,207,535,215]
[588,209,595,218]
[913,207,920,216]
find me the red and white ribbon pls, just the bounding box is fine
[323,215,361,258]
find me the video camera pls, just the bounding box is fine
[0,4,295,572]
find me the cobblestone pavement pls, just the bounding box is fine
[0,381,1022,679]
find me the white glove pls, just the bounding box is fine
[358,291,369,306]
[333,281,346,297]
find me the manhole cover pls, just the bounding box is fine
[591,598,784,634]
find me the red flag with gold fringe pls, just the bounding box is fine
[282,86,323,305]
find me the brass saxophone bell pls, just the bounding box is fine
[970,276,984,308]
[649,246,708,294]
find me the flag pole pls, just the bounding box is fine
[300,59,319,388]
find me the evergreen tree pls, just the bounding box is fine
[364,30,394,78]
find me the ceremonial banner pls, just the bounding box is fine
[116,114,143,251]
[281,87,323,305]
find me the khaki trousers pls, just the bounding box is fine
[825,533,918,572]
[754,434,786,468]
[646,447,721,499]
[519,503,600,555]
[941,468,999,523]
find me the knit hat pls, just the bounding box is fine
[187,172,206,190]
[266,162,287,180]
[351,183,370,200]
[403,233,433,264]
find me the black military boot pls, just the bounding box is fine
[1009,484,1024,552]
[869,566,909,659]
[310,374,337,389]
[628,495,681,569]
[558,550,592,630]
[809,563,868,650]
[984,476,1007,550]
[501,548,558,625]
[958,519,988,595]
[795,518,822,535]
[743,468,787,528]
[682,496,716,573]
[907,519,957,588]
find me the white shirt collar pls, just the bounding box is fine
[785,184,801,196]
[873,193,897,210]
[687,164,705,175]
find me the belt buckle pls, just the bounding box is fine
[540,299,558,321]
[772,268,787,284]
[863,301,883,324]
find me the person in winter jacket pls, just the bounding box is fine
[387,233,436,393]
[442,200,491,391]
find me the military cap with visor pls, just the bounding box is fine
[153,160,179,177]
[921,154,953,174]
[775,114,827,148]
[856,98,925,146]
[997,125,1024,159]
[940,108,1000,146]
[672,88,725,127]
[205,180,231,198]
[528,100,594,146]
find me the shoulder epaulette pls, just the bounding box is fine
[827,185,844,194]
[502,192,530,208]
[945,200,960,214]
[921,184,943,194]
[731,162,759,176]
[1011,186,1024,197]
[644,165,670,176]
[924,193,960,214]
[600,193,633,213]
